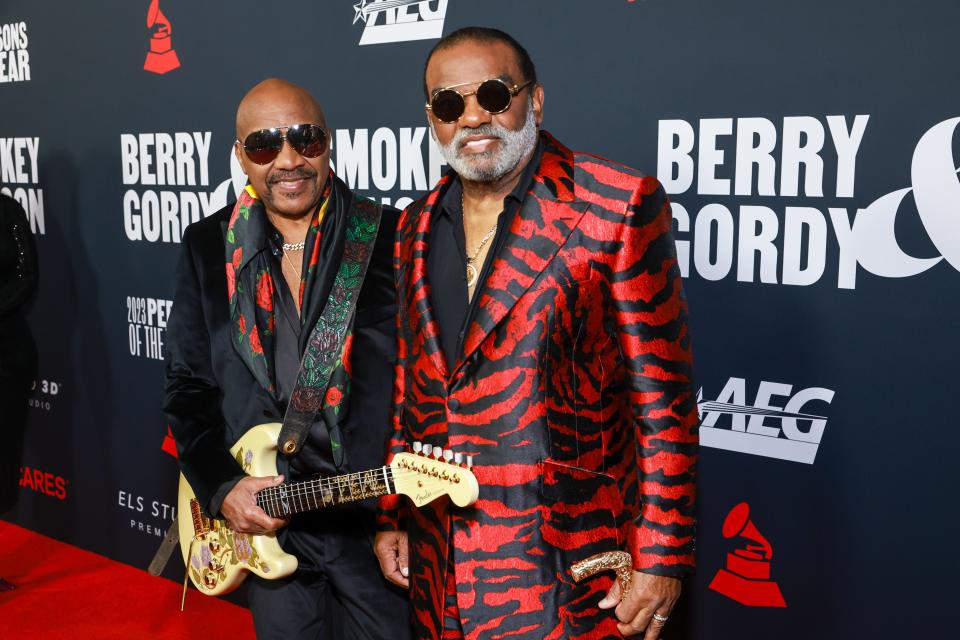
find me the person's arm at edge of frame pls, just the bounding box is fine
[598,179,699,638]
[163,223,253,520]
[0,195,38,314]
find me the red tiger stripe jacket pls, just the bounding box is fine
[379,131,698,640]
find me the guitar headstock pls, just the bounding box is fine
[389,444,479,508]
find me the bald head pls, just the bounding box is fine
[233,78,331,221]
[236,78,326,140]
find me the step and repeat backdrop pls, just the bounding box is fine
[1,0,956,636]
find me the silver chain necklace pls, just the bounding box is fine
[282,241,305,252]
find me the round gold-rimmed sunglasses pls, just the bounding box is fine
[236,123,328,165]
[426,78,533,123]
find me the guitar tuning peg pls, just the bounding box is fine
[433,447,443,460]
[422,443,433,457]
[454,452,463,465]
[412,441,422,453]
[443,450,454,463]
[466,455,474,469]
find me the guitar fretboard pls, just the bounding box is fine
[256,466,395,518]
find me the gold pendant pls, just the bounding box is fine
[466,262,479,288]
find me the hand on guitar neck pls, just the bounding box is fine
[178,424,479,596]
[221,475,290,534]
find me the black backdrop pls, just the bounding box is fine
[1,1,957,636]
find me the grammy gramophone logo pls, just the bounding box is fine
[143,0,180,74]
[161,425,178,458]
[709,502,787,607]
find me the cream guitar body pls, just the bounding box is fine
[177,422,478,596]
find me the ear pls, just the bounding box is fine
[233,142,249,175]
[531,84,545,126]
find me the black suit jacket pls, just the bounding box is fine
[164,181,399,517]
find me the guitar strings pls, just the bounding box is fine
[254,466,473,516]
[256,469,467,503]
[257,467,464,498]
[257,480,469,514]
[256,467,463,500]
[256,480,470,516]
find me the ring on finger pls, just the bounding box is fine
[652,613,669,625]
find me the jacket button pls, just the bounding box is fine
[448,398,461,411]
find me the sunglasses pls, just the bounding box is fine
[426,78,533,123]
[237,123,328,165]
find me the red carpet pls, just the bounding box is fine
[0,521,256,639]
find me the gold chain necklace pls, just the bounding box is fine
[282,248,303,281]
[463,192,498,288]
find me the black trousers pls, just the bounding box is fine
[0,317,36,513]
[247,507,411,640]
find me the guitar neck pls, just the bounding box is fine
[256,466,395,518]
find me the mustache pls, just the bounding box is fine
[451,123,506,147]
[267,167,317,183]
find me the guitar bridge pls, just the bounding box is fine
[190,498,213,538]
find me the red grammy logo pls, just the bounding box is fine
[709,502,787,607]
[143,0,180,74]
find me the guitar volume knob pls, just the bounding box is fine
[412,441,422,453]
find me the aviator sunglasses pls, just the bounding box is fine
[238,123,329,165]
[427,78,533,123]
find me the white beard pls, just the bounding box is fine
[431,99,538,182]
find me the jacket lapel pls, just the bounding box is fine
[403,176,451,382]
[458,134,588,372]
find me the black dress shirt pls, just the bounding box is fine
[428,139,544,371]
[268,240,335,480]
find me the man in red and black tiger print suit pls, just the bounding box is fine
[375,27,698,640]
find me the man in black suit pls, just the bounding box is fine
[164,79,409,640]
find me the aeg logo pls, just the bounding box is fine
[353,0,448,45]
[698,377,835,464]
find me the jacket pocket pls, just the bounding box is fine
[539,458,624,546]
[537,458,625,598]
[540,459,621,507]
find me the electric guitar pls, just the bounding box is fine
[177,422,478,595]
